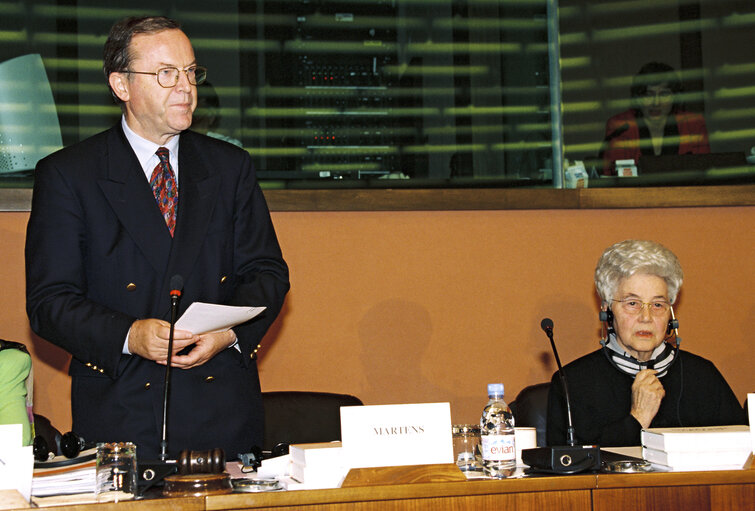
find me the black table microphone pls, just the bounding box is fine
[540,318,576,446]
[520,318,601,474]
[137,275,228,494]
[160,274,183,461]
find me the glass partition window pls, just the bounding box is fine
[560,0,755,187]
[0,0,753,192]
[239,0,554,188]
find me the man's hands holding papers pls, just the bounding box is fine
[128,303,266,369]
[128,318,197,363]
[169,329,237,369]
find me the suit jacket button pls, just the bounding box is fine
[144,382,151,390]
[205,376,215,383]
[126,283,137,291]
[220,276,227,284]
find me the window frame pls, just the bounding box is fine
[3,185,753,212]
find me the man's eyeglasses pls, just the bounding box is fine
[126,65,207,88]
[612,298,670,316]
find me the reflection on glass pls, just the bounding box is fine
[243,0,552,185]
[0,0,753,193]
[600,62,710,176]
[560,0,755,187]
[0,54,62,175]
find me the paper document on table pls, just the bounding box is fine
[31,458,96,497]
[175,302,266,335]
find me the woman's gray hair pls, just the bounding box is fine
[594,240,683,305]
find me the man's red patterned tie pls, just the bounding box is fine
[150,147,178,236]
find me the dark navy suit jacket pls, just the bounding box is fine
[25,124,289,459]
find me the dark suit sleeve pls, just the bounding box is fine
[25,155,135,377]
[225,152,289,361]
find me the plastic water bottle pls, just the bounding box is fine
[480,383,516,478]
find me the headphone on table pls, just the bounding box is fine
[33,431,91,463]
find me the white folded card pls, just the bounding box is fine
[340,402,453,469]
[0,424,33,502]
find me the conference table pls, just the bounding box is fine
[18,463,755,511]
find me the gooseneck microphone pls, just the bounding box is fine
[160,274,183,461]
[137,274,227,494]
[520,318,601,474]
[540,318,576,446]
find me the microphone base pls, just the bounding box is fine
[522,446,601,474]
[137,459,179,494]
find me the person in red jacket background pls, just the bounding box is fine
[601,62,710,175]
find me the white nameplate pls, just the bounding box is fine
[0,424,33,501]
[340,402,453,469]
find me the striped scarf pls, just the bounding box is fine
[603,334,676,378]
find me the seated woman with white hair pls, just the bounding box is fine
[546,239,746,447]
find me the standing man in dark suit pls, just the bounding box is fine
[25,16,289,460]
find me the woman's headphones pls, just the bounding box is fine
[599,305,682,376]
[599,303,686,423]
[599,307,681,349]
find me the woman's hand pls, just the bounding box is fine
[630,369,665,429]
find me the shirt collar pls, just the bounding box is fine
[121,116,180,179]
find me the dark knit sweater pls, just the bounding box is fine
[546,348,746,447]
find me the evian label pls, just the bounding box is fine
[481,434,515,462]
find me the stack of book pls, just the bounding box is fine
[286,442,348,490]
[31,448,97,498]
[641,425,751,471]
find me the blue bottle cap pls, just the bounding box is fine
[487,383,504,397]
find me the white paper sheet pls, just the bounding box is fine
[174,302,266,334]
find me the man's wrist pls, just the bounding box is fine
[228,332,240,352]
[123,326,133,355]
